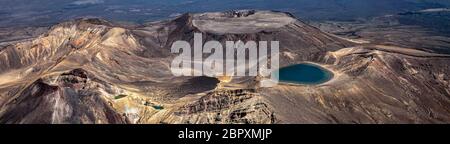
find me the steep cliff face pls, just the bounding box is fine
[0,10,449,124]
[173,89,276,124]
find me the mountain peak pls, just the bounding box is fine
[191,10,296,34]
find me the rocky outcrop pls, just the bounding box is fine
[0,69,128,124]
[175,89,276,124]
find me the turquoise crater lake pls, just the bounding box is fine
[275,63,334,85]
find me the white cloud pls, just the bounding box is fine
[71,0,104,5]
[169,13,182,17]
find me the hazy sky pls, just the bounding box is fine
[0,0,449,27]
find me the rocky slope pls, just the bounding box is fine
[0,10,449,124]
[264,46,450,123]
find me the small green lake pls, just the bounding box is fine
[152,105,164,110]
[275,63,333,85]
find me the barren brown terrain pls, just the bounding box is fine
[0,11,449,124]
